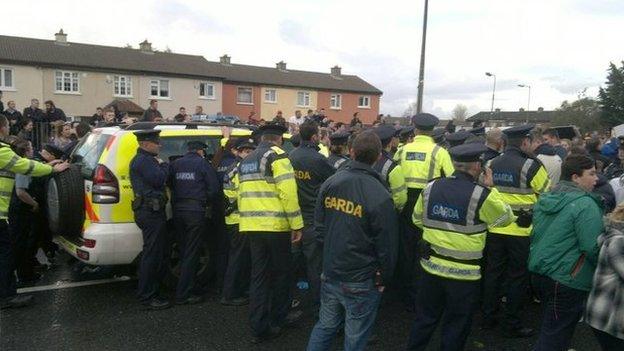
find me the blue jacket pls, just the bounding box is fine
[129,148,169,199]
[169,152,219,212]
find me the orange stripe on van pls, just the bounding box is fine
[85,194,100,222]
[105,135,116,151]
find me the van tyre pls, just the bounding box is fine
[47,165,85,239]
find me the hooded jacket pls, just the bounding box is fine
[528,181,603,291]
[534,143,562,186]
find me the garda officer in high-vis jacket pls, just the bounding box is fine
[221,137,256,306]
[327,131,350,170]
[0,114,69,309]
[169,140,219,305]
[129,130,171,310]
[237,122,304,343]
[394,126,416,162]
[407,143,515,351]
[373,125,407,211]
[482,124,550,338]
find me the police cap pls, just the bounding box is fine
[399,125,415,137]
[234,137,256,151]
[445,130,472,147]
[373,125,398,142]
[449,143,489,162]
[259,122,287,136]
[411,113,439,131]
[329,131,350,145]
[469,126,486,136]
[42,143,65,159]
[133,129,161,143]
[432,128,446,143]
[503,124,535,139]
[187,140,208,151]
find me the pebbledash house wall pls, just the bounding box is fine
[259,87,318,121]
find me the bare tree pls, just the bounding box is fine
[403,101,419,117]
[452,104,468,123]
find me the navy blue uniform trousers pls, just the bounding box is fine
[174,210,205,300]
[135,207,168,303]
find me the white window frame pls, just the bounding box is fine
[113,75,132,97]
[149,79,170,99]
[330,93,342,110]
[55,70,80,94]
[296,91,311,107]
[358,95,371,108]
[264,89,277,103]
[237,87,253,105]
[0,67,15,91]
[199,82,216,100]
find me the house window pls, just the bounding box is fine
[237,87,253,104]
[199,82,215,99]
[0,68,14,89]
[113,75,132,97]
[55,70,80,93]
[297,91,311,107]
[264,89,277,103]
[150,79,169,98]
[358,96,371,108]
[330,94,342,109]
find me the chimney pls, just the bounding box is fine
[331,65,342,76]
[219,54,231,65]
[54,29,67,44]
[139,39,152,52]
[276,61,287,71]
[519,107,525,112]
[494,108,501,113]
[537,107,544,112]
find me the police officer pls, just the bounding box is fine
[373,124,407,210]
[407,143,515,351]
[327,131,350,170]
[306,131,399,350]
[221,137,256,306]
[129,130,171,310]
[482,124,550,337]
[432,128,448,149]
[446,130,472,148]
[169,140,219,304]
[289,121,336,313]
[237,122,304,343]
[483,128,505,163]
[393,126,416,162]
[0,114,69,309]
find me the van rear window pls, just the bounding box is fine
[159,136,219,163]
[72,132,111,178]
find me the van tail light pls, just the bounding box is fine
[92,164,119,204]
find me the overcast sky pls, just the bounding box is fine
[4,0,624,118]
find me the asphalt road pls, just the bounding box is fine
[0,252,601,351]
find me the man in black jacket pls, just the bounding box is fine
[289,121,335,313]
[44,100,67,122]
[306,131,399,351]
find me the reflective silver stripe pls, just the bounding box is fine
[24,160,36,176]
[239,173,274,183]
[239,191,278,198]
[0,191,12,197]
[491,208,512,227]
[381,159,393,180]
[286,210,302,218]
[405,177,428,184]
[421,258,481,278]
[259,150,275,174]
[509,203,533,210]
[392,184,407,193]
[1,155,19,171]
[274,173,295,183]
[495,186,534,195]
[427,145,441,180]
[465,186,484,226]
[0,170,14,178]
[430,244,483,260]
[333,158,347,169]
[422,181,487,234]
[226,168,238,179]
[239,210,301,218]
[519,159,534,189]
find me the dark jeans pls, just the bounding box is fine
[9,208,36,280]
[222,224,250,300]
[207,214,229,290]
[292,225,323,310]
[395,215,419,309]
[532,274,587,351]
[407,271,479,351]
[248,232,292,336]
[135,208,169,303]
[174,210,205,300]
[0,220,16,299]
[306,276,382,351]
[592,328,624,351]
[482,233,530,329]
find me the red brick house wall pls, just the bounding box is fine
[316,91,380,124]
[222,83,262,121]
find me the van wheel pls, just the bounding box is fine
[164,240,213,291]
[47,165,85,239]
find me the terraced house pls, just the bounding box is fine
[0,30,382,124]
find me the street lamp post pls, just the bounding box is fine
[485,72,496,114]
[518,84,531,123]
[416,0,429,114]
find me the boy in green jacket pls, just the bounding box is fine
[529,154,603,351]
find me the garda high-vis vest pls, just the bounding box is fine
[0,142,53,219]
[373,151,407,211]
[237,141,304,232]
[318,144,329,158]
[413,172,514,280]
[223,162,240,225]
[488,146,550,236]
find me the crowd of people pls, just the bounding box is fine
[2,89,624,350]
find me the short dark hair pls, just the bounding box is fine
[96,107,102,111]
[350,131,381,165]
[21,118,32,128]
[44,100,55,108]
[261,133,282,144]
[299,121,318,141]
[543,128,559,139]
[353,112,359,118]
[150,99,157,105]
[586,138,601,152]
[561,154,594,181]
[75,122,91,138]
